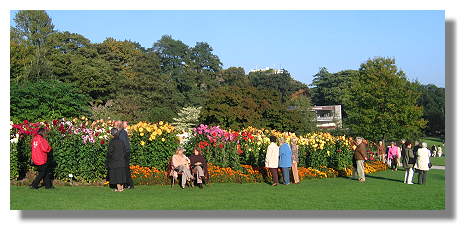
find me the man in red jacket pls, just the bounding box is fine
[30,128,53,189]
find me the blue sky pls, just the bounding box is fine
[10,10,445,87]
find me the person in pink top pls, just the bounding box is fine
[30,128,53,189]
[387,142,399,171]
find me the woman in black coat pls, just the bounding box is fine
[106,128,129,192]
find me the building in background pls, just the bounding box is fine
[311,105,342,129]
[287,105,342,129]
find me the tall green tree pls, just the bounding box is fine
[344,57,427,141]
[95,37,183,121]
[47,32,118,103]
[201,85,309,132]
[413,82,445,136]
[12,10,55,81]
[286,94,317,134]
[249,69,308,102]
[310,68,357,109]
[218,67,250,87]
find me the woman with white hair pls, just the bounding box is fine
[414,142,432,184]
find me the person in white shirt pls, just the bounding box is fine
[265,136,279,186]
[414,142,431,185]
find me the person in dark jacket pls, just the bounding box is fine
[118,121,133,189]
[106,128,129,192]
[188,147,209,188]
[401,141,416,184]
[352,137,367,182]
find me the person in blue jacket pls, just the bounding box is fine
[278,138,292,185]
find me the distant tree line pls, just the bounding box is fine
[10,10,444,139]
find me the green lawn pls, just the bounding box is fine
[420,137,446,166]
[431,157,446,166]
[421,137,445,153]
[11,169,445,210]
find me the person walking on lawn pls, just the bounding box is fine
[30,128,53,189]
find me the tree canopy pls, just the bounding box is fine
[10,11,443,139]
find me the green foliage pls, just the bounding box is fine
[172,106,202,132]
[129,133,179,170]
[12,10,55,81]
[310,68,357,121]
[249,69,308,102]
[201,85,288,130]
[413,82,445,136]
[10,142,19,180]
[10,80,91,123]
[286,95,317,135]
[47,32,118,102]
[47,131,108,182]
[219,67,250,87]
[343,57,427,141]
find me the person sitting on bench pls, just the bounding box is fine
[170,147,194,189]
[188,147,208,187]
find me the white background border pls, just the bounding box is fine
[1,0,467,234]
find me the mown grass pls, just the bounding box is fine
[11,169,445,210]
[431,157,446,166]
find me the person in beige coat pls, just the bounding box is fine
[414,142,431,185]
[290,137,300,184]
[170,147,194,189]
[265,135,279,186]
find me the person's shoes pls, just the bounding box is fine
[407,182,414,185]
[29,185,39,190]
[271,183,278,186]
[198,184,203,189]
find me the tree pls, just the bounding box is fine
[11,10,55,81]
[218,67,250,87]
[151,35,190,73]
[310,67,357,107]
[96,37,183,120]
[172,106,202,132]
[10,80,90,123]
[286,94,317,135]
[249,69,308,102]
[344,57,427,141]
[189,42,222,73]
[47,32,118,103]
[200,86,302,131]
[413,82,445,136]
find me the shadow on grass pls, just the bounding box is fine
[365,175,402,183]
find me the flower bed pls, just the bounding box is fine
[338,161,388,177]
[10,118,387,184]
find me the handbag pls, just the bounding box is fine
[428,162,432,169]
